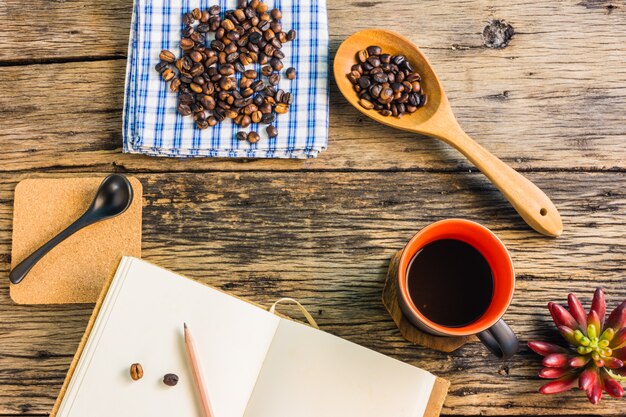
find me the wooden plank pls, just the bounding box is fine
[0,171,624,415]
[0,1,625,171]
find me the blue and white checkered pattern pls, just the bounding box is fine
[123,0,329,158]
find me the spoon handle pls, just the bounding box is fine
[440,124,563,237]
[9,214,91,285]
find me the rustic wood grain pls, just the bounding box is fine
[1,0,625,415]
[0,171,624,415]
[0,1,625,171]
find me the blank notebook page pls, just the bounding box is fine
[244,318,436,417]
[56,257,280,417]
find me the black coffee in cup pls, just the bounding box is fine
[407,239,494,327]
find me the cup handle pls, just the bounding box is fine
[477,319,519,359]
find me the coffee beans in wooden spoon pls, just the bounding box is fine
[347,45,426,118]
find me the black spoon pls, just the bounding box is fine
[9,174,134,285]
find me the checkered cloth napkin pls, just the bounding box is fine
[123,0,329,158]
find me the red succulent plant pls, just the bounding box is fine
[528,288,626,404]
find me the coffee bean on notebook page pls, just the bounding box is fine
[286,67,296,80]
[163,373,179,387]
[129,363,143,381]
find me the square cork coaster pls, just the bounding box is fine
[383,250,476,352]
[10,177,142,304]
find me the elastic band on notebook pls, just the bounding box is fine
[269,298,319,329]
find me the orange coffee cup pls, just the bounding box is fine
[397,219,519,359]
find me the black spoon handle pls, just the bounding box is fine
[9,213,92,285]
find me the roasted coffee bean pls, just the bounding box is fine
[266,125,278,137]
[159,50,176,63]
[275,103,289,114]
[287,29,297,41]
[269,73,280,86]
[247,131,260,143]
[271,8,282,20]
[244,69,258,79]
[357,76,371,89]
[209,4,220,15]
[170,78,182,92]
[162,69,175,81]
[240,77,253,89]
[163,373,179,386]
[379,87,393,101]
[155,61,169,73]
[261,112,276,124]
[281,92,293,104]
[360,98,375,110]
[367,45,382,56]
[261,65,273,76]
[251,79,265,92]
[130,363,144,381]
[183,12,195,26]
[219,64,235,76]
[180,38,194,50]
[357,49,368,63]
[211,40,225,51]
[275,89,284,103]
[270,58,284,71]
[366,56,381,67]
[273,48,285,59]
[285,67,296,80]
[200,95,216,110]
[251,110,263,123]
[177,103,192,116]
[392,55,406,65]
[219,77,236,90]
[236,131,248,141]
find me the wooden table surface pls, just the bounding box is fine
[1,1,625,416]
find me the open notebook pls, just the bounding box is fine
[52,257,448,417]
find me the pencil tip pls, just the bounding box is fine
[184,322,188,330]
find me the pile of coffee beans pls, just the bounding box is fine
[347,46,426,118]
[154,0,297,143]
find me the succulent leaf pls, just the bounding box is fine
[557,325,578,345]
[539,367,569,379]
[587,380,603,404]
[590,288,606,329]
[543,353,569,368]
[611,328,626,350]
[568,293,588,329]
[539,374,578,394]
[528,341,568,356]
[587,311,601,339]
[569,356,590,368]
[549,302,580,330]
[601,370,625,398]
[604,357,624,369]
[579,367,597,391]
[606,301,626,330]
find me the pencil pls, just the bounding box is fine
[184,323,215,417]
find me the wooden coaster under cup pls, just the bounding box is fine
[10,177,142,304]
[382,250,475,352]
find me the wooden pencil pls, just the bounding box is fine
[184,323,215,417]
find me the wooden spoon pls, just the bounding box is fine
[334,29,563,237]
